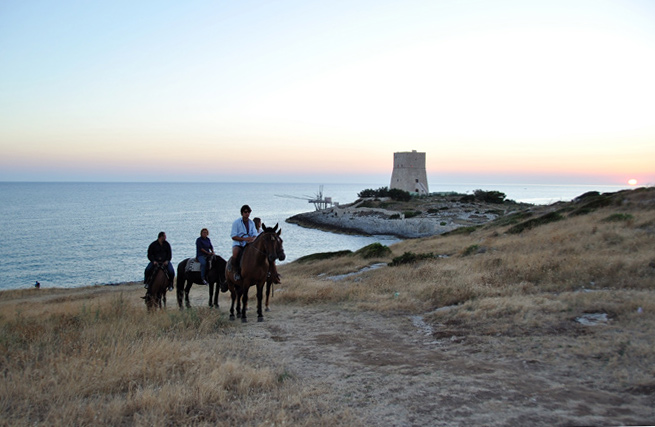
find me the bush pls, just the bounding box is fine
[358,187,389,198]
[403,210,422,218]
[359,187,412,201]
[388,188,412,202]
[507,212,564,234]
[355,243,391,259]
[388,251,435,266]
[473,190,507,204]
[569,194,615,216]
[295,250,353,263]
[443,226,479,236]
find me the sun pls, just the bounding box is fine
[628,179,638,186]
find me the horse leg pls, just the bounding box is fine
[241,287,249,323]
[163,292,166,308]
[184,282,192,308]
[213,282,219,308]
[208,282,214,308]
[176,278,184,309]
[265,278,272,312]
[256,284,264,322]
[230,291,236,320]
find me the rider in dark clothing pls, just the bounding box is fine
[144,231,175,290]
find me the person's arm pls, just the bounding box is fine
[231,220,240,242]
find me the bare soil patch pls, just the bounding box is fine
[224,299,654,426]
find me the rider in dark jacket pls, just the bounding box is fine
[144,231,175,290]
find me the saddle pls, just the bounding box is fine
[185,256,213,273]
[145,264,170,285]
[185,258,201,273]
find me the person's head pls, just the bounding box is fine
[253,217,261,228]
[158,231,166,242]
[240,204,252,218]
[200,228,209,237]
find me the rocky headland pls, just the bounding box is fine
[287,192,531,238]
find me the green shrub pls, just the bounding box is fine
[388,188,412,202]
[507,212,564,234]
[569,194,614,216]
[295,250,353,263]
[491,211,532,227]
[355,243,391,259]
[403,210,422,218]
[388,251,435,266]
[443,226,479,236]
[474,189,507,204]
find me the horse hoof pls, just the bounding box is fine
[265,307,270,312]
[241,318,247,323]
[229,314,235,320]
[257,317,263,322]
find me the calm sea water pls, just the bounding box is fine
[0,182,630,290]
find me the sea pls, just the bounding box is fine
[0,182,633,291]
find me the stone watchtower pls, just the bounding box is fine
[390,150,429,195]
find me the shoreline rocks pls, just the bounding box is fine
[286,199,511,238]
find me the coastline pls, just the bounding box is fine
[286,194,531,238]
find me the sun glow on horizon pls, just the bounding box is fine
[628,179,638,186]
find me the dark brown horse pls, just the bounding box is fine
[176,254,227,309]
[226,223,285,322]
[144,265,169,310]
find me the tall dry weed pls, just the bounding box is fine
[0,287,359,425]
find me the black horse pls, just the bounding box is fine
[176,254,227,309]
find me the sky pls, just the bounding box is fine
[1,0,654,185]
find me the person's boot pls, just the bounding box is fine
[168,280,174,291]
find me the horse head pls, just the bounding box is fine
[261,223,285,262]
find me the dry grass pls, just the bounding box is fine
[0,287,358,426]
[2,187,655,425]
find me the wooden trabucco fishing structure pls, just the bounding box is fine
[276,185,336,211]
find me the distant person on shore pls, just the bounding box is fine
[34,281,40,289]
[254,217,263,235]
[144,231,174,290]
[230,205,257,281]
[196,228,215,285]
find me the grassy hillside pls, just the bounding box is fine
[1,187,653,425]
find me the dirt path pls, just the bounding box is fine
[6,285,652,425]
[228,301,654,426]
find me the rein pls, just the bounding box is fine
[248,233,273,257]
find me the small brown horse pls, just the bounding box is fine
[226,223,285,322]
[144,265,168,310]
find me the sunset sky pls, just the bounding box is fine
[1,0,654,185]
